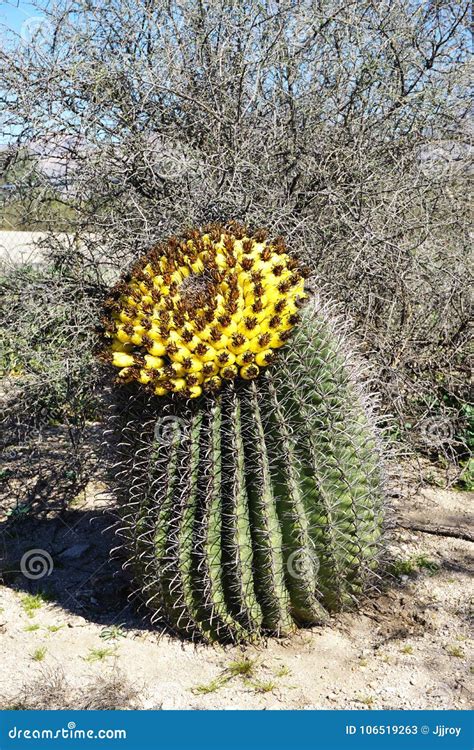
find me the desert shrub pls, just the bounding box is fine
[0,258,103,433]
[0,0,471,466]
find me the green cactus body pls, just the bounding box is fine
[113,298,384,643]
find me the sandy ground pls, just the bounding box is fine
[0,425,472,710]
[0,230,54,265]
[0,230,93,266]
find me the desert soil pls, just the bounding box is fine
[0,424,472,710]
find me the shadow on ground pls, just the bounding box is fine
[0,508,146,629]
[0,423,145,631]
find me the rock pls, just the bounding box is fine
[68,616,88,627]
[59,544,90,560]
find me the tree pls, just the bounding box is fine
[0,0,471,464]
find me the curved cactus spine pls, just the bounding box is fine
[110,296,384,643]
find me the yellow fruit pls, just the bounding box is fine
[183,334,202,351]
[255,350,274,367]
[187,385,202,398]
[144,355,165,370]
[116,327,132,344]
[111,340,133,353]
[102,226,304,398]
[221,364,239,379]
[148,327,164,342]
[240,364,260,380]
[235,351,254,366]
[218,319,238,336]
[201,361,219,377]
[112,352,135,368]
[147,341,167,357]
[196,345,218,363]
[268,333,286,348]
[170,378,187,392]
[216,351,236,366]
[182,356,204,373]
[228,337,248,355]
[169,345,192,363]
[203,375,222,390]
[167,362,187,377]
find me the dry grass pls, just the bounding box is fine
[0,667,139,711]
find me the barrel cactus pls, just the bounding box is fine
[100,222,384,643]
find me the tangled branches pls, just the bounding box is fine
[0,0,471,467]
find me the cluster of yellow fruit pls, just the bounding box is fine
[101,224,306,399]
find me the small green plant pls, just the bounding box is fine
[83,647,117,663]
[456,457,474,491]
[30,647,47,662]
[400,644,414,654]
[356,694,375,707]
[21,592,51,617]
[6,502,32,521]
[191,656,262,694]
[226,658,257,679]
[424,472,445,488]
[445,644,464,658]
[274,665,291,678]
[47,625,64,633]
[100,624,126,641]
[191,677,229,695]
[250,679,277,694]
[390,555,440,578]
[24,623,41,632]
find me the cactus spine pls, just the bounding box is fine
[103,225,384,643]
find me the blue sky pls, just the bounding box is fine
[0,1,40,35]
[1,2,50,145]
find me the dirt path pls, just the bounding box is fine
[0,427,472,710]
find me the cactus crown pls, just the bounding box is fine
[101,223,306,399]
